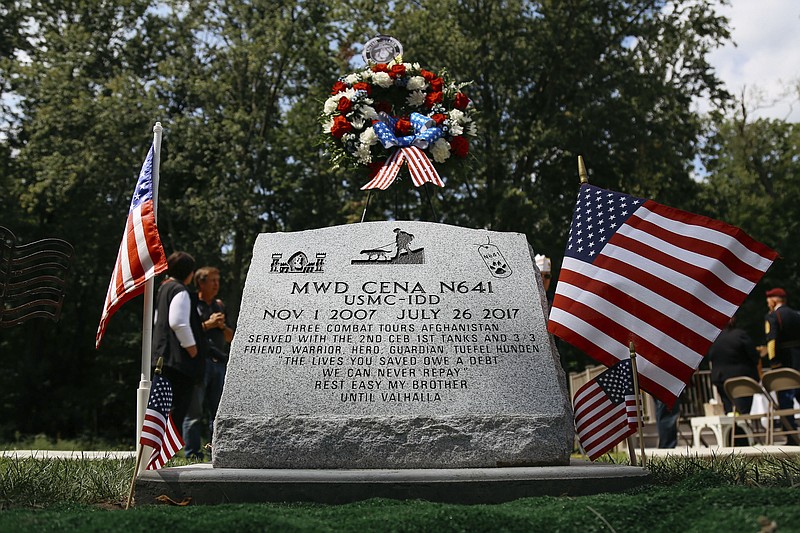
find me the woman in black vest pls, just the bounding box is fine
[152,251,207,432]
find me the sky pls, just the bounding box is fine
[705,0,800,122]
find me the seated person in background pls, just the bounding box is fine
[708,316,760,415]
[655,397,681,449]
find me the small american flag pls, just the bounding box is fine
[574,359,638,460]
[96,144,168,348]
[140,374,183,470]
[549,184,776,407]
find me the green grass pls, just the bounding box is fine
[0,487,797,532]
[0,454,798,532]
[4,434,131,451]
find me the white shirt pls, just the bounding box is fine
[153,286,196,348]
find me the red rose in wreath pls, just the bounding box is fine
[424,91,443,109]
[367,161,384,178]
[420,69,436,82]
[353,82,371,95]
[337,97,352,114]
[449,136,469,158]
[395,118,413,136]
[331,81,348,95]
[389,64,407,79]
[331,115,353,139]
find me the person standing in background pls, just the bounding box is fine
[152,252,206,436]
[183,266,234,458]
[535,254,554,316]
[762,288,800,444]
[534,254,552,294]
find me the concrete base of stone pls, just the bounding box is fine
[212,414,573,469]
[133,461,650,506]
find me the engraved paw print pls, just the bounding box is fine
[491,260,508,275]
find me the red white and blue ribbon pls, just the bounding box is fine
[362,112,445,190]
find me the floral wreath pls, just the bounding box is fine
[320,56,477,190]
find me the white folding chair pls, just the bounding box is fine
[723,377,771,446]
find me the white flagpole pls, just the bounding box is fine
[135,122,163,469]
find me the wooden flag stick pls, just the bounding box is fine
[628,341,646,467]
[125,357,163,509]
[578,155,589,184]
[626,435,637,466]
[125,445,146,509]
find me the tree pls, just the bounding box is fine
[156,0,343,320]
[0,0,169,441]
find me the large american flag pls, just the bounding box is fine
[140,374,183,470]
[95,144,167,348]
[574,359,638,460]
[549,184,777,407]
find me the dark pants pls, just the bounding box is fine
[182,359,227,457]
[655,398,681,449]
[776,389,800,445]
[204,359,227,441]
[160,366,195,434]
[183,382,206,458]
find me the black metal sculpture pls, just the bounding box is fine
[0,226,74,327]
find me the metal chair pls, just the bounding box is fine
[723,376,771,446]
[761,368,800,446]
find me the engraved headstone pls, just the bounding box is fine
[213,221,573,468]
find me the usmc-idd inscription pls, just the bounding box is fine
[213,221,573,469]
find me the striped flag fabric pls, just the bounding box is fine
[95,144,167,348]
[140,374,183,470]
[574,359,638,460]
[549,183,777,407]
[361,147,445,190]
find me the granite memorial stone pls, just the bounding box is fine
[213,221,573,468]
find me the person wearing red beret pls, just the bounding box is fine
[764,287,800,444]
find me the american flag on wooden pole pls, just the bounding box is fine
[126,369,183,508]
[95,141,167,348]
[549,182,777,407]
[574,359,638,460]
[139,374,183,470]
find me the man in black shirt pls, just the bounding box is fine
[183,266,234,458]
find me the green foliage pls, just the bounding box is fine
[0,0,169,443]
[156,0,343,318]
